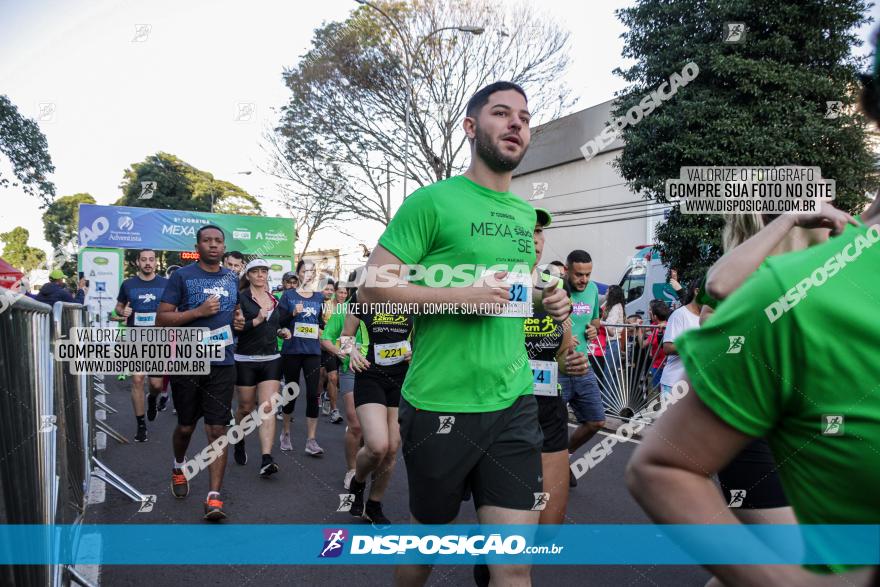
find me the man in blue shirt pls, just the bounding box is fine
[114,248,168,442]
[157,225,239,521]
[34,269,87,306]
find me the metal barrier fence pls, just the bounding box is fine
[0,295,57,587]
[588,322,667,423]
[1,296,147,587]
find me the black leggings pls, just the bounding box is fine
[281,354,322,419]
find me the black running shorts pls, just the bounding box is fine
[171,365,236,426]
[536,394,568,453]
[321,350,339,372]
[718,438,788,509]
[398,394,543,524]
[235,358,282,386]
[354,371,404,408]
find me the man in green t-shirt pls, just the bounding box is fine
[361,81,571,587]
[627,211,880,583]
[561,249,605,462]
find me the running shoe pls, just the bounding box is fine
[147,394,157,421]
[343,469,356,490]
[321,392,331,415]
[279,432,292,452]
[117,374,127,381]
[276,406,284,421]
[259,456,279,478]
[171,468,189,498]
[349,478,365,517]
[473,563,491,587]
[134,422,147,443]
[363,500,390,526]
[233,439,247,465]
[329,409,343,424]
[304,438,324,457]
[203,495,226,521]
[157,393,168,412]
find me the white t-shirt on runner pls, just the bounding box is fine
[660,305,701,387]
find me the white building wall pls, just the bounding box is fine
[511,148,650,285]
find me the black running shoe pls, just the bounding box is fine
[233,439,247,465]
[157,394,168,412]
[349,478,366,517]
[473,563,491,587]
[259,456,279,478]
[134,423,147,443]
[147,394,157,421]
[363,500,390,526]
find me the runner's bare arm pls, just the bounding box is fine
[626,381,814,586]
[340,313,360,337]
[359,245,510,307]
[706,205,857,301]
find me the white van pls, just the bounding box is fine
[615,246,680,317]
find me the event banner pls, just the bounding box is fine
[77,204,296,256]
[265,258,293,290]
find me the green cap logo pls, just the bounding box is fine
[94,257,109,265]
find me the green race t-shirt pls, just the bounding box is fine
[677,222,880,571]
[568,281,600,354]
[378,175,537,412]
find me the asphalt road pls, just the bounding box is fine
[85,376,709,586]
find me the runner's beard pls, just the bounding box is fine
[474,123,525,172]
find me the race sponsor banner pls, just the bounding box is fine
[79,247,123,327]
[77,204,296,256]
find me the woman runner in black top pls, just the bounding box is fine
[342,308,412,525]
[232,259,291,477]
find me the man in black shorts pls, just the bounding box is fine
[361,82,571,586]
[113,248,168,442]
[157,225,238,521]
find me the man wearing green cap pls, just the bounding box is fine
[34,269,87,306]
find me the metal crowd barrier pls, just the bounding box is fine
[1,296,148,587]
[587,322,667,423]
[0,295,57,587]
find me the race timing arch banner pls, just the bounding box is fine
[77,204,296,256]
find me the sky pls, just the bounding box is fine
[1,0,877,269]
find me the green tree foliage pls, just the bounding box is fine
[41,193,97,277]
[0,95,56,206]
[613,0,875,283]
[42,193,97,248]
[116,152,262,271]
[0,227,46,272]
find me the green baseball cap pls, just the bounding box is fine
[49,269,65,280]
[535,207,552,227]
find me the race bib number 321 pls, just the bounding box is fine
[481,270,533,318]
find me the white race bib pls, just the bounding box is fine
[293,322,319,339]
[374,340,411,366]
[206,325,234,347]
[481,270,533,318]
[133,312,156,326]
[529,359,558,396]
